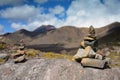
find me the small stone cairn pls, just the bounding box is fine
[12,39,26,63]
[72,26,110,68]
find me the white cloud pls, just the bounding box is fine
[10,5,65,31]
[11,21,42,31]
[11,15,64,31]
[64,0,120,27]
[11,23,26,30]
[34,0,48,4]
[0,0,25,6]
[0,5,43,20]
[3,0,120,31]
[49,5,65,15]
[0,24,5,34]
[103,0,120,14]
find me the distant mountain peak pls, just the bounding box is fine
[105,22,120,27]
[111,21,120,24]
[33,25,56,33]
[3,33,11,36]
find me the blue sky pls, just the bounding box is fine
[0,0,120,34]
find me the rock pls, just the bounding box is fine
[0,59,119,80]
[12,50,26,63]
[0,53,9,64]
[73,48,87,60]
[81,58,106,68]
[14,55,26,63]
[84,36,95,40]
[86,46,96,58]
[73,46,96,61]
[95,54,103,60]
[0,53,8,59]
[89,25,95,37]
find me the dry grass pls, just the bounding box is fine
[25,49,73,60]
[108,52,120,67]
[25,49,40,57]
[43,52,73,60]
[0,43,6,50]
[0,59,5,64]
[24,49,73,60]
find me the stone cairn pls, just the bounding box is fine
[72,26,110,68]
[12,39,26,63]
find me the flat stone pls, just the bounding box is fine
[81,58,106,68]
[95,54,103,60]
[14,55,26,63]
[85,46,96,58]
[73,46,96,60]
[73,48,88,60]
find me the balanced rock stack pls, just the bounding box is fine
[80,26,98,51]
[12,40,26,63]
[73,26,110,68]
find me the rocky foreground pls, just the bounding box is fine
[0,59,119,80]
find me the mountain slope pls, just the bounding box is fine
[2,29,32,44]
[97,22,120,46]
[29,26,84,48]
[28,22,120,49]
[1,22,120,52]
[2,25,56,44]
[32,25,56,36]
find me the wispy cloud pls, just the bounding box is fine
[64,0,120,27]
[0,0,120,31]
[34,0,48,4]
[0,0,26,6]
[8,5,65,31]
[0,5,43,20]
[49,5,65,15]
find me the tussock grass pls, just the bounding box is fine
[108,52,120,67]
[25,49,73,60]
[0,59,5,64]
[43,52,73,60]
[0,43,6,50]
[25,49,40,57]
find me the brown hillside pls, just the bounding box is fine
[1,22,120,53]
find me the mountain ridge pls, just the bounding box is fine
[1,22,120,52]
